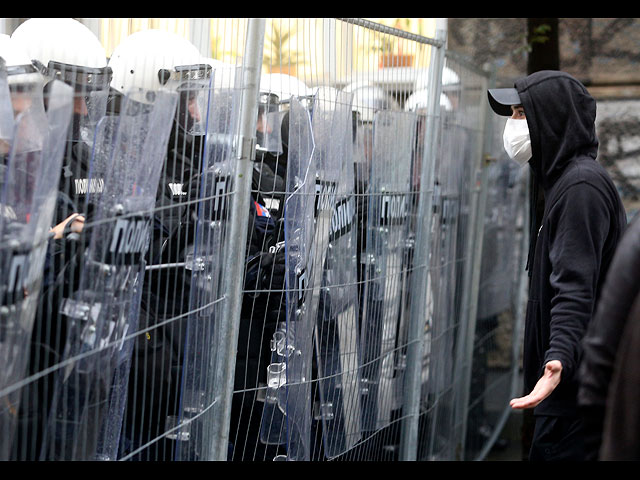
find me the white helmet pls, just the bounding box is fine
[404,89,452,113]
[0,33,46,121]
[414,64,461,92]
[259,73,312,104]
[109,29,206,94]
[345,83,399,123]
[200,57,238,89]
[11,18,107,69]
[11,18,110,91]
[0,34,32,68]
[0,33,43,92]
[110,29,215,139]
[11,19,110,143]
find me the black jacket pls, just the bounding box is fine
[516,71,627,417]
[579,213,640,407]
[577,213,640,457]
[599,288,640,460]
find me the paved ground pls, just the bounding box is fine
[484,409,524,461]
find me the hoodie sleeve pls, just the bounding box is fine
[545,181,612,381]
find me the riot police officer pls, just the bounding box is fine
[106,28,212,460]
[230,88,288,461]
[12,18,112,229]
[251,90,287,220]
[7,19,111,460]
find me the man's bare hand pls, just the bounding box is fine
[510,360,562,410]
[51,214,85,240]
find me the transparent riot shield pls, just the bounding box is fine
[311,88,363,458]
[259,96,316,460]
[359,111,416,433]
[0,79,73,460]
[0,61,13,147]
[41,89,177,461]
[391,114,434,421]
[173,84,242,461]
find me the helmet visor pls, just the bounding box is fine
[171,64,213,136]
[256,92,282,154]
[44,60,112,93]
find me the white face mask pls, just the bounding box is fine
[503,118,532,166]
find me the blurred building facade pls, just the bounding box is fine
[446,18,640,217]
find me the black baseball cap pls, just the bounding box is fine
[487,88,521,116]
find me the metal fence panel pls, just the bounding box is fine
[0,17,529,461]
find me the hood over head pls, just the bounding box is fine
[514,70,598,190]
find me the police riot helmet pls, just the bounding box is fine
[0,33,48,156]
[344,82,400,123]
[11,18,111,93]
[11,18,111,142]
[108,29,211,135]
[404,89,453,114]
[259,73,312,105]
[109,29,206,94]
[201,57,238,90]
[0,34,44,114]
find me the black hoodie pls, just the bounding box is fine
[516,71,626,417]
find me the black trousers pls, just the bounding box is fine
[529,415,586,461]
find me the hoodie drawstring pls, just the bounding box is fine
[525,178,539,277]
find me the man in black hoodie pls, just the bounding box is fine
[488,70,626,461]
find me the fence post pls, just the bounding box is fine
[398,28,447,462]
[452,62,492,459]
[207,17,266,461]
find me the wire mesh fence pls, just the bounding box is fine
[0,17,527,461]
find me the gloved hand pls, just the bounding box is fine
[262,245,288,327]
[259,245,286,293]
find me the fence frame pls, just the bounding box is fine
[0,17,529,461]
